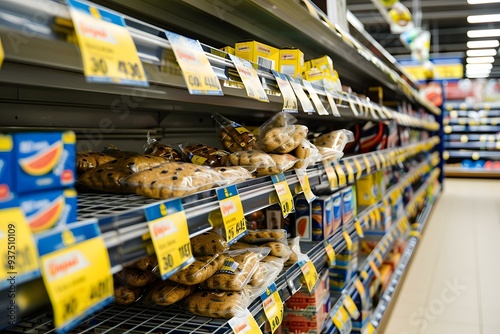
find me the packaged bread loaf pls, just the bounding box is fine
[115,268,157,287]
[293,140,322,169]
[313,129,354,161]
[168,253,227,285]
[179,141,229,167]
[212,113,256,152]
[143,135,182,161]
[183,289,252,319]
[147,280,196,306]
[258,113,297,137]
[241,229,287,244]
[114,285,142,306]
[78,160,135,194]
[213,166,253,184]
[76,152,115,175]
[227,150,279,177]
[190,231,229,256]
[260,154,298,175]
[261,241,292,259]
[285,236,302,266]
[256,125,308,154]
[248,257,285,291]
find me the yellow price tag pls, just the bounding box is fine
[0,208,40,288]
[355,220,364,238]
[409,231,422,239]
[362,155,371,174]
[295,169,316,203]
[375,252,382,264]
[260,283,283,334]
[0,38,4,69]
[324,241,336,267]
[344,160,355,183]
[67,0,148,86]
[353,278,367,307]
[216,185,247,243]
[228,309,263,334]
[369,211,377,227]
[271,174,295,218]
[372,154,381,170]
[332,305,353,334]
[334,163,347,187]
[343,231,353,251]
[323,162,338,189]
[39,223,113,332]
[363,323,378,334]
[360,270,368,280]
[343,295,360,319]
[369,260,380,278]
[353,158,363,179]
[300,260,319,293]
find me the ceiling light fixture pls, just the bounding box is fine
[466,49,498,56]
[467,29,500,38]
[466,56,495,63]
[466,63,494,70]
[467,40,500,48]
[467,0,500,4]
[467,14,500,23]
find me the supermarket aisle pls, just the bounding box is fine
[384,178,500,334]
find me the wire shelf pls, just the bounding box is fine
[77,193,158,221]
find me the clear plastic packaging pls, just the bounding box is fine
[114,268,158,288]
[261,241,292,259]
[146,280,196,306]
[285,236,302,266]
[313,129,354,151]
[191,231,229,256]
[256,125,309,154]
[212,113,256,152]
[293,140,322,169]
[227,150,286,177]
[213,166,254,184]
[101,145,140,159]
[240,229,288,244]
[168,253,227,285]
[183,288,252,319]
[113,277,144,306]
[179,141,229,167]
[76,152,115,175]
[78,162,134,194]
[143,133,182,161]
[259,113,297,137]
[248,257,285,289]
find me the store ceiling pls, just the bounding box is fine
[346,0,500,78]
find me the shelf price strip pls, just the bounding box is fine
[228,309,263,334]
[217,185,248,244]
[260,283,283,334]
[165,31,223,95]
[0,207,40,290]
[144,199,195,279]
[271,173,295,218]
[271,70,298,113]
[38,221,114,333]
[229,55,269,102]
[66,0,148,86]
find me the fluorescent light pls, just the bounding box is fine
[468,14,500,23]
[468,0,500,4]
[467,40,500,48]
[466,56,495,63]
[466,63,493,70]
[467,29,500,38]
[467,49,498,56]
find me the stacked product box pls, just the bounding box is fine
[283,268,331,334]
[329,235,359,291]
[355,172,383,208]
[0,132,77,233]
[294,195,336,241]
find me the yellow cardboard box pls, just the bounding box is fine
[279,48,304,78]
[305,55,335,75]
[235,41,279,70]
[220,46,235,55]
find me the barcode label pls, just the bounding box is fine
[257,56,274,70]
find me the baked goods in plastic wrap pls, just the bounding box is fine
[256,125,308,154]
[115,268,157,288]
[122,162,224,199]
[179,141,229,167]
[101,145,140,159]
[240,229,287,244]
[190,231,229,256]
[212,113,256,152]
[285,236,302,266]
[293,139,322,169]
[78,161,134,194]
[228,150,294,176]
[143,134,182,161]
[168,253,227,285]
[130,255,158,272]
[76,152,115,175]
[146,280,196,306]
[248,256,286,291]
[213,166,253,184]
[313,129,354,161]
[183,288,252,319]
[259,113,297,137]
[260,241,292,259]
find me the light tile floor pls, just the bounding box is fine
[384,178,500,334]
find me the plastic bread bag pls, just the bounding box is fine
[144,280,196,306]
[168,253,228,285]
[317,146,345,162]
[78,161,135,194]
[199,248,270,291]
[293,139,322,169]
[227,150,281,177]
[213,166,254,184]
[260,241,292,259]
[143,133,182,161]
[258,112,298,137]
[76,152,116,175]
[285,236,302,266]
[240,229,288,245]
[129,255,159,272]
[101,144,140,159]
[256,125,309,154]
[179,141,229,167]
[122,161,223,199]
[212,113,256,152]
[190,231,229,256]
[229,241,261,251]
[114,267,158,288]
[248,257,286,297]
[182,288,253,319]
[313,129,354,152]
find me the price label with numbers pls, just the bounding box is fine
[271,174,295,218]
[166,31,223,95]
[343,295,360,319]
[303,80,329,115]
[299,260,319,292]
[334,163,347,187]
[324,240,336,267]
[287,76,315,113]
[216,185,247,244]
[271,70,298,113]
[295,169,316,203]
[229,55,268,102]
[38,221,113,333]
[323,161,338,189]
[332,305,353,334]
[228,308,263,334]
[145,199,195,279]
[0,208,40,290]
[260,283,283,333]
[67,0,148,86]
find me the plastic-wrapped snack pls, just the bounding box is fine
[183,288,252,319]
[76,152,115,175]
[227,150,279,177]
[285,236,302,266]
[168,253,227,285]
[212,113,256,152]
[241,229,287,244]
[213,166,253,184]
[191,231,229,256]
[293,140,322,169]
[313,129,354,151]
[101,145,140,159]
[261,241,292,259]
[179,141,229,167]
[147,280,196,306]
[143,134,182,161]
[114,284,142,306]
[229,241,259,251]
[248,256,286,291]
[122,162,223,199]
[115,268,157,287]
[116,155,170,173]
[259,113,297,137]
[130,255,158,272]
[200,249,265,291]
[256,125,308,154]
[265,154,299,174]
[78,161,134,194]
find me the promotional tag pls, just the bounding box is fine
[67,0,148,86]
[303,80,329,115]
[355,220,364,238]
[271,70,298,113]
[372,154,381,170]
[271,174,295,218]
[343,295,360,319]
[287,76,315,113]
[38,222,113,333]
[217,185,247,244]
[354,278,367,308]
[323,161,338,189]
[343,231,353,251]
[362,155,371,174]
[261,283,283,333]
[295,169,316,203]
[299,260,319,293]
[324,240,336,267]
[228,309,263,334]
[344,160,355,183]
[332,305,353,334]
[229,55,269,102]
[334,163,347,187]
[165,31,223,95]
[0,208,40,290]
[145,199,194,279]
[353,158,363,179]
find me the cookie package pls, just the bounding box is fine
[212,113,256,152]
